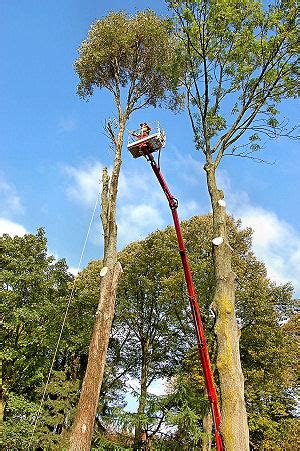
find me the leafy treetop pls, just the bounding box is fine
[75,10,183,112]
[169,0,299,163]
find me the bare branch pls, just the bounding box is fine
[224,151,275,165]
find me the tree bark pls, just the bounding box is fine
[204,163,249,451]
[68,263,122,451]
[68,119,126,450]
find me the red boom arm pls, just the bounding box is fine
[141,145,224,450]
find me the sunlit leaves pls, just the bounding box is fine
[2,230,75,448]
[74,10,184,110]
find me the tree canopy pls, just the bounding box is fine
[75,10,183,110]
[2,219,298,449]
[72,216,298,449]
[169,0,299,160]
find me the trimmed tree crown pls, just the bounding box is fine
[75,10,183,110]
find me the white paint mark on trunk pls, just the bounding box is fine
[212,236,224,246]
[218,199,226,207]
[100,266,108,277]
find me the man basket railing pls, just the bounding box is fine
[127,122,166,159]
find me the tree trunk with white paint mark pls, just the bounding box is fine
[68,263,122,451]
[68,122,126,451]
[205,163,249,451]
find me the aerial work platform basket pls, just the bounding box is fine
[127,123,166,158]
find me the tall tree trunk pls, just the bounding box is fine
[68,263,122,450]
[134,345,149,450]
[68,121,126,451]
[202,408,213,451]
[204,163,249,450]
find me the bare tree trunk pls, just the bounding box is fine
[204,163,249,451]
[68,120,126,451]
[202,409,213,451]
[134,344,149,450]
[68,263,122,450]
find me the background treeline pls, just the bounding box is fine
[2,216,299,450]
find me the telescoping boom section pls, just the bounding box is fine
[127,126,224,451]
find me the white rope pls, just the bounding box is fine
[29,192,100,447]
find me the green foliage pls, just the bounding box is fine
[3,393,38,449]
[2,229,73,397]
[117,230,193,380]
[3,372,80,449]
[74,10,184,110]
[115,215,298,448]
[88,215,298,449]
[2,220,298,449]
[164,370,209,447]
[1,229,77,448]
[33,371,80,449]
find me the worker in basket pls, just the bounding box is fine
[131,122,151,140]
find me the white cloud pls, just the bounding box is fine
[0,176,24,217]
[118,203,164,248]
[117,163,168,247]
[118,165,164,204]
[236,206,300,292]
[64,161,167,248]
[0,177,27,237]
[68,266,79,276]
[64,162,103,206]
[217,169,300,294]
[0,218,27,237]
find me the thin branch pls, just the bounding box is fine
[224,151,275,165]
[148,413,166,438]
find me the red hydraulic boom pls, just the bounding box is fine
[131,136,224,450]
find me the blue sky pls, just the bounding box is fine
[1,0,300,300]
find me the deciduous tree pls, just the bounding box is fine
[69,11,183,450]
[168,1,298,448]
[117,234,189,448]
[2,229,74,448]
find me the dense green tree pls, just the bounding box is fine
[116,234,190,447]
[2,218,298,450]
[239,286,298,449]
[70,11,183,449]
[165,218,298,450]
[167,1,299,448]
[2,229,72,399]
[75,215,298,450]
[2,229,74,448]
